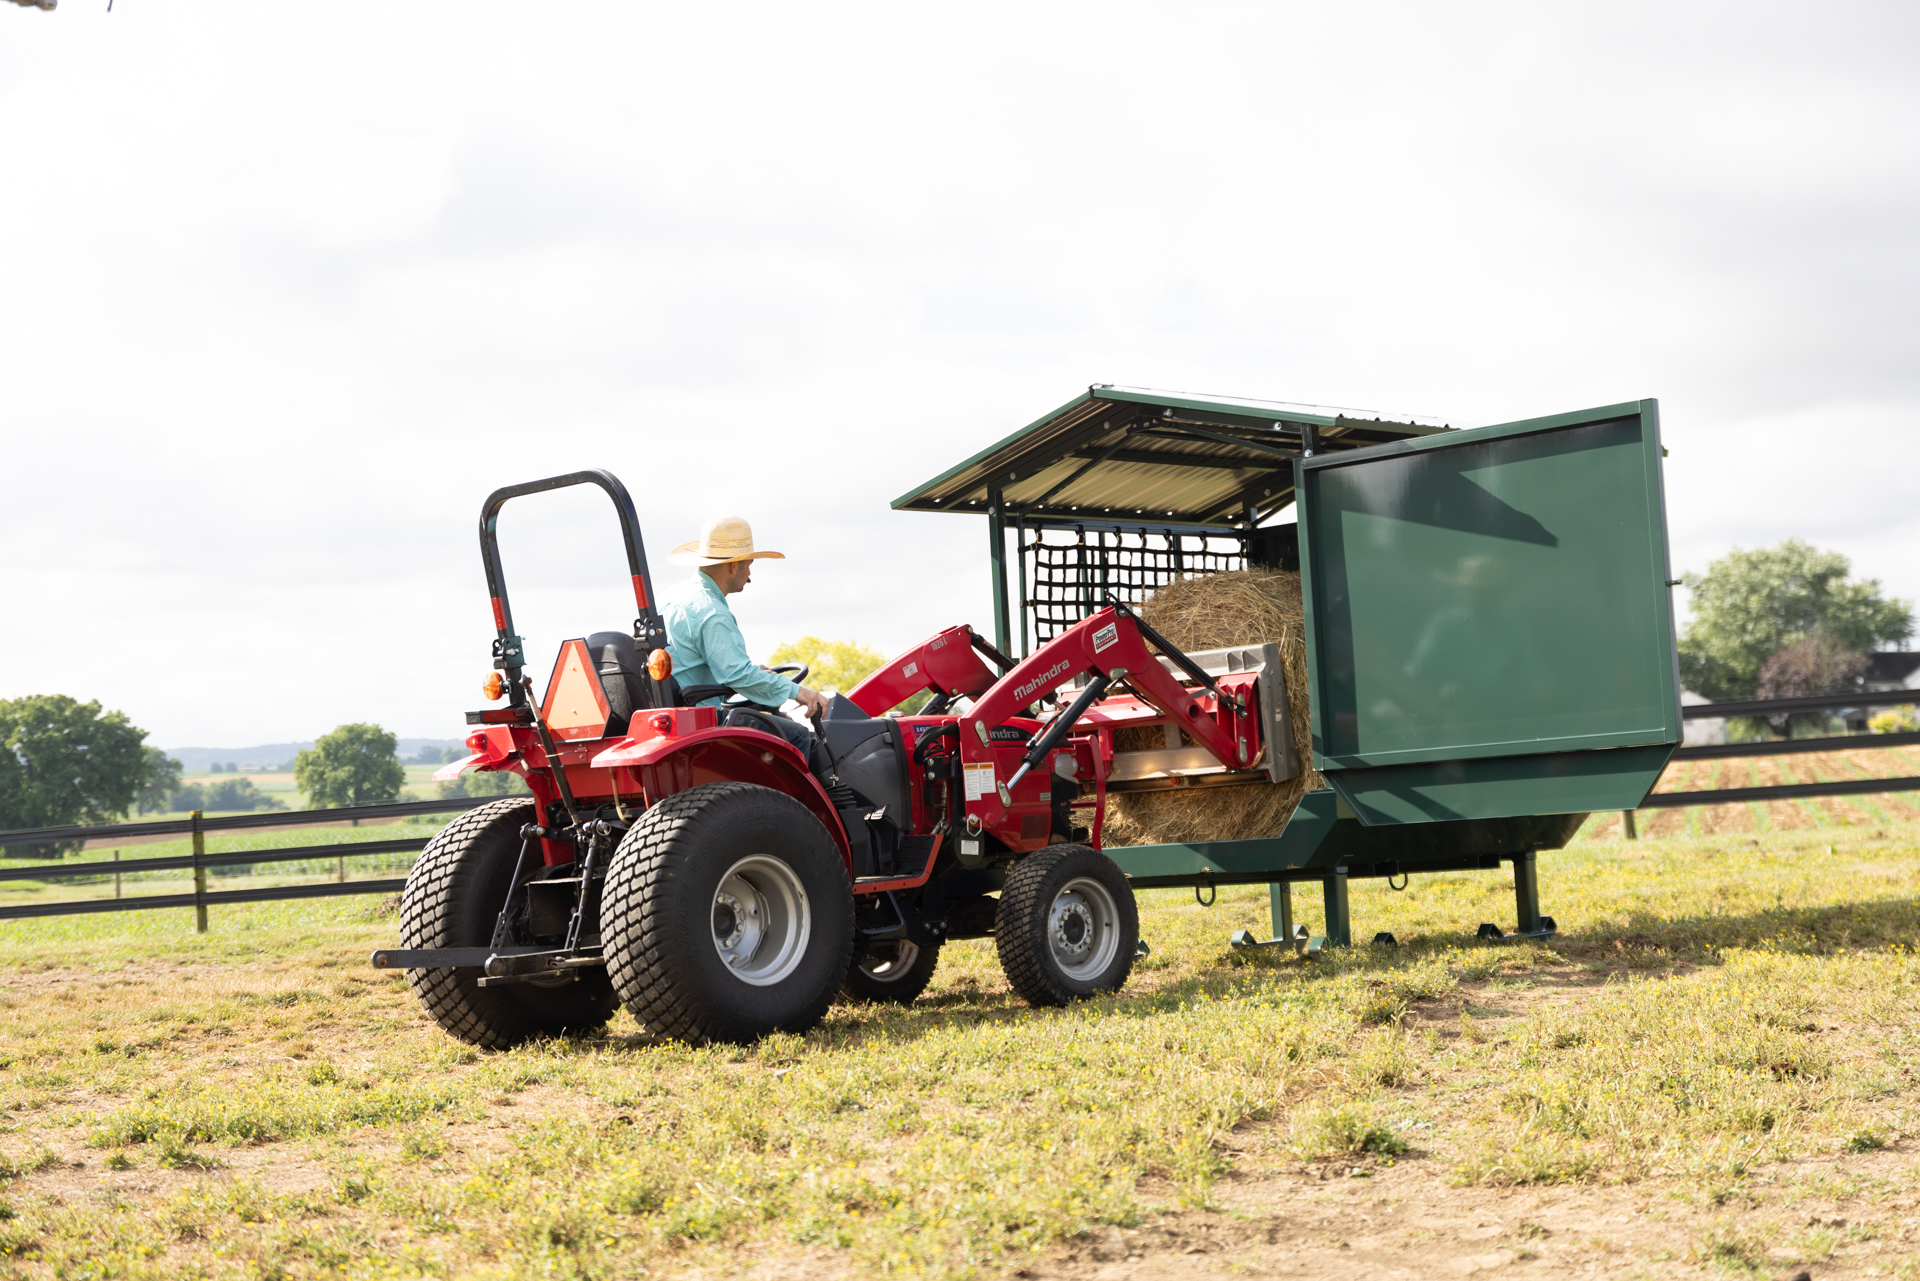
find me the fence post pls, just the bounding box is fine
[191,810,207,933]
[337,854,346,884]
[114,849,121,899]
[1621,810,1638,840]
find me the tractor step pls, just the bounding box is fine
[852,833,941,891]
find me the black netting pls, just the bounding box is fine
[1021,525,1247,651]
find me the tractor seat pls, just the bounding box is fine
[586,632,662,731]
[584,632,758,718]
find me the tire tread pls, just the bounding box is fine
[994,844,1137,1008]
[398,797,615,1048]
[603,782,852,1044]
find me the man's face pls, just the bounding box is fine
[707,560,752,594]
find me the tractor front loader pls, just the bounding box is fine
[375,469,1277,1047]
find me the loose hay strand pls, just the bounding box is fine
[1101,568,1321,847]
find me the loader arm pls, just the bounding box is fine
[956,609,1252,829]
[845,625,1002,716]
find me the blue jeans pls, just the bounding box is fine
[724,708,831,779]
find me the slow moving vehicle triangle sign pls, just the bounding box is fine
[541,638,613,741]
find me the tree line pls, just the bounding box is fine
[1677,539,1913,735]
[0,711,520,857]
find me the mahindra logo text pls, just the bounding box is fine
[1014,660,1072,703]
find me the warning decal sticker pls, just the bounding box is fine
[1092,623,1119,653]
[963,763,996,801]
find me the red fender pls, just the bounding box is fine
[430,724,517,781]
[589,727,853,871]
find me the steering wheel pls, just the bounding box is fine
[767,662,828,734]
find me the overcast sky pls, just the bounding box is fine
[2,1,1916,749]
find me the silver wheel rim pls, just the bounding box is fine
[1049,876,1119,981]
[858,941,921,983]
[709,855,812,987]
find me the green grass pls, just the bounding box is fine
[0,815,1915,1277]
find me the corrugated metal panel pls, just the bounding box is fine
[896,384,1444,526]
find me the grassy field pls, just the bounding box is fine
[126,766,456,826]
[0,805,1917,1279]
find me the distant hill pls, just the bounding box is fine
[162,739,465,771]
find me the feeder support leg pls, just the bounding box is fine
[987,491,1011,657]
[1513,852,1542,935]
[1321,868,1350,948]
[1269,881,1293,944]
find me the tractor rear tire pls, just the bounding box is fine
[602,782,853,1044]
[995,844,1138,1007]
[398,797,618,1049]
[842,939,940,1005]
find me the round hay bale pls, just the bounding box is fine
[1100,568,1320,847]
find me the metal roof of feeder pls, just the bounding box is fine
[893,384,1452,529]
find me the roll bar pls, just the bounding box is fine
[478,469,670,709]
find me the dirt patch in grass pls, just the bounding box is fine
[1015,1143,1920,1280]
[703,1143,1920,1280]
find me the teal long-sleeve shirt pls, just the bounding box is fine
[663,571,800,708]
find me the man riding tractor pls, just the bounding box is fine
[387,469,1163,1048]
[664,515,831,774]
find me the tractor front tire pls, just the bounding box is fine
[995,844,1138,1007]
[842,938,941,1005]
[602,782,853,1044]
[398,797,618,1049]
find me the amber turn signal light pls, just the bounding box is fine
[482,672,504,701]
[646,648,673,680]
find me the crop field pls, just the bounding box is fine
[2,810,1918,1279]
[1608,743,1920,840]
[129,766,457,823]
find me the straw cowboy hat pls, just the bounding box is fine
[668,515,787,567]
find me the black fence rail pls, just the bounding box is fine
[1674,729,1920,760]
[0,794,499,849]
[0,796,502,925]
[1679,689,1918,721]
[1642,775,1920,809]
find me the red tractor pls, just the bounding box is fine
[375,470,1280,1046]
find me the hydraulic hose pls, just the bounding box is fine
[1004,673,1110,793]
[912,721,959,767]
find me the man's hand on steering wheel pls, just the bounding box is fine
[794,685,829,720]
[763,662,826,722]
